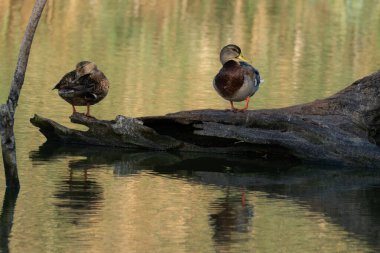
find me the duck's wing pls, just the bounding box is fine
[54,73,94,98]
[239,61,261,87]
[65,72,109,100]
[79,72,109,94]
[52,70,76,90]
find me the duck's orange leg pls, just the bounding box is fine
[227,101,240,112]
[229,101,237,111]
[72,105,77,114]
[241,96,250,112]
[229,97,250,112]
[85,104,96,118]
[85,104,91,116]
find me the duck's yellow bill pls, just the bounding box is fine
[238,54,248,62]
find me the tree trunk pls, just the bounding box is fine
[0,0,47,188]
[31,70,380,168]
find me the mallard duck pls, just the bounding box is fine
[53,61,109,117]
[213,44,262,112]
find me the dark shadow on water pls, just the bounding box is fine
[0,189,19,253]
[30,143,380,251]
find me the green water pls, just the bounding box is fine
[1,0,380,252]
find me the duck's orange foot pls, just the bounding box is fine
[71,112,86,116]
[235,108,248,113]
[85,114,97,119]
[224,108,248,113]
[224,108,238,113]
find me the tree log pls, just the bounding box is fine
[31,70,380,168]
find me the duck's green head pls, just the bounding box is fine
[219,44,248,65]
[75,61,98,77]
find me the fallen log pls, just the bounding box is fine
[30,70,380,168]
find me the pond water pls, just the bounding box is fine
[1,0,380,252]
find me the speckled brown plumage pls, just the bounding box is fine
[53,61,109,116]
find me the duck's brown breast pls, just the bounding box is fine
[214,60,245,98]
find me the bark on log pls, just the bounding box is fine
[0,0,47,188]
[31,70,380,168]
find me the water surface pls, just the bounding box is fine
[0,0,380,252]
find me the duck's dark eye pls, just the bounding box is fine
[229,46,240,54]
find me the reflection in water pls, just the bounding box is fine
[0,189,19,253]
[30,142,183,175]
[196,169,380,251]
[29,143,380,252]
[173,169,378,251]
[31,144,105,227]
[266,174,380,250]
[54,170,103,225]
[209,188,254,252]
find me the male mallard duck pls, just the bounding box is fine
[213,44,262,112]
[53,61,109,117]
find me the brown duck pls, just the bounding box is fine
[213,44,262,112]
[53,61,109,117]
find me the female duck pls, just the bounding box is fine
[213,44,262,112]
[53,61,109,117]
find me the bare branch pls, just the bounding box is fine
[0,0,47,188]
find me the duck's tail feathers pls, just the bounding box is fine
[52,83,59,90]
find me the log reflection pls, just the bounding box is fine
[30,143,380,250]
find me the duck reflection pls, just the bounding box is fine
[53,168,103,225]
[209,188,254,249]
[31,143,104,224]
[0,189,19,253]
[54,170,103,212]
